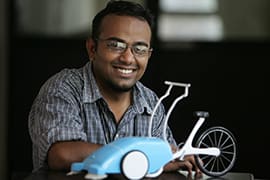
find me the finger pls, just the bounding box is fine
[183,160,193,174]
[170,144,178,153]
[194,157,203,174]
[187,172,193,180]
[185,155,201,174]
[164,160,183,172]
[195,170,203,178]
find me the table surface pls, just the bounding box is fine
[21,169,254,180]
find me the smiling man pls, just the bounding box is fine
[28,0,200,176]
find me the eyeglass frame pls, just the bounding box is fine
[95,37,153,58]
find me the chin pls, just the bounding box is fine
[115,84,133,92]
[111,81,135,92]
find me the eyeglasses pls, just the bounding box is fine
[96,38,153,58]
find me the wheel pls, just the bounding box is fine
[121,151,149,179]
[195,126,237,177]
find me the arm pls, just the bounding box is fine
[48,141,102,171]
[28,70,103,171]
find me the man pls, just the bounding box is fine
[28,0,201,176]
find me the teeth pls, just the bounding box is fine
[118,68,133,74]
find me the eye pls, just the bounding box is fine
[133,45,148,55]
[107,40,126,51]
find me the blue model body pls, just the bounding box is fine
[71,137,173,176]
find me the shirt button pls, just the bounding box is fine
[115,133,119,140]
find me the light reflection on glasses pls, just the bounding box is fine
[96,38,153,58]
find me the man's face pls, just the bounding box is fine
[88,14,152,92]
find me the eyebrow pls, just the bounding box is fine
[106,37,124,42]
[106,37,149,47]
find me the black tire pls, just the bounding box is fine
[195,126,237,177]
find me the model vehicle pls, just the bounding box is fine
[68,81,237,179]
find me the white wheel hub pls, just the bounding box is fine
[122,151,149,179]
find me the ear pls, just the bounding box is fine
[85,38,96,60]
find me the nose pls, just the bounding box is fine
[119,47,135,64]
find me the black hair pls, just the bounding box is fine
[91,0,154,40]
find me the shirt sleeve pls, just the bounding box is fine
[28,73,87,171]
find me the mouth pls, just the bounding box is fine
[113,64,137,76]
[117,68,133,74]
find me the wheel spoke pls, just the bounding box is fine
[221,144,234,152]
[203,156,215,168]
[218,155,226,170]
[207,133,215,147]
[201,141,210,148]
[221,150,234,155]
[209,157,217,172]
[200,155,209,161]
[213,131,217,146]
[220,135,231,148]
[220,152,233,163]
[217,131,224,147]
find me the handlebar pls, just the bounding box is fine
[164,81,191,88]
[149,81,191,140]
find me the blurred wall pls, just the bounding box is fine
[0,0,8,178]
[219,0,270,39]
[16,0,95,36]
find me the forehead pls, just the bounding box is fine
[99,14,152,43]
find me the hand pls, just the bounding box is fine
[164,155,202,175]
[164,145,203,177]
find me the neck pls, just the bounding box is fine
[97,82,133,123]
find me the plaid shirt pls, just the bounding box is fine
[28,62,176,172]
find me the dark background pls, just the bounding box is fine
[7,0,270,179]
